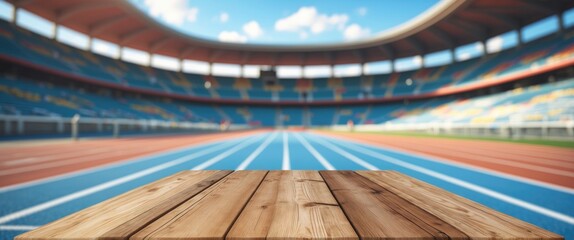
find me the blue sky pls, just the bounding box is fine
[0,0,573,77]
[128,0,438,44]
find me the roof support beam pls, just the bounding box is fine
[12,0,35,8]
[323,52,333,66]
[377,45,394,60]
[208,50,223,62]
[119,26,153,45]
[89,15,128,36]
[56,2,116,23]
[427,28,454,49]
[518,1,555,15]
[447,18,486,41]
[352,50,364,64]
[240,52,251,65]
[149,37,173,52]
[464,10,519,29]
[300,52,307,67]
[179,46,197,59]
[404,37,424,55]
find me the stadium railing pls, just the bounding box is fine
[332,118,574,140]
[0,115,251,140]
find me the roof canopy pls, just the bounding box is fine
[8,0,574,65]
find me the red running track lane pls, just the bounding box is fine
[0,130,265,187]
[314,131,574,189]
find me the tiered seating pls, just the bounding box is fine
[387,79,574,125]
[1,20,573,102]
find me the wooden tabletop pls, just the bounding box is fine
[16,170,563,240]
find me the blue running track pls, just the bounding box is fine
[0,131,572,240]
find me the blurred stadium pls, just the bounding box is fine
[0,0,573,239]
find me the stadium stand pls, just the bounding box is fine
[2,72,573,128]
[1,20,573,103]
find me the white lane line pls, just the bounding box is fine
[308,134,378,170]
[0,137,249,225]
[319,134,574,195]
[0,225,38,231]
[282,132,290,170]
[322,135,574,225]
[293,133,335,170]
[191,134,264,170]
[0,134,256,193]
[236,132,278,170]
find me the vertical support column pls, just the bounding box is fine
[208,62,213,76]
[179,59,184,72]
[390,59,395,73]
[480,40,487,56]
[450,49,456,63]
[52,23,58,40]
[567,116,574,138]
[517,27,524,47]
[148,54,153,67]
[118,46,123,60]
[57,118,64,133]
[300,65,304,78]
[97,121,103,133]
[87,37,93,51]
[4,118,11,135]
[12,7,18,24]
[330,65,335,78]
[17,118,24,135]
[420,55,426,68]
[361,63,367,76]
[558,11,565,33]
[113,120,120,138]
[71,114,80,141]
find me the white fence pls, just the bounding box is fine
[0,115,251,139]
[332,121,574,140]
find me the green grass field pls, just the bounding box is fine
[343,131,574,149]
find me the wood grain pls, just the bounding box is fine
[357,171,564,240]
[15,170,231,240]
[321,171,469,240]
[131,170,268,240]
[227,171,357,240]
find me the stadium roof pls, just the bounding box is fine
[8,0,574,66]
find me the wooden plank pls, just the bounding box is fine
[131,170,268,240]
[227,171,357,240]
[16,170,231,240]
[321,171,468,240]
[357,171,564,240]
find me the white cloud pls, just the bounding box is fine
[343,24,370,41]
[487,36,504,53]
[243,21,264,38]
[219,12,229,23]
[357,7,367,16]
[218,31,247,43]
[144,0,198,26]
[299,31,308,39]
[275,6,348,35]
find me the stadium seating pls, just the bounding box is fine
[1,20,573,102]
[2,73,573,127]
[383,79,574,125]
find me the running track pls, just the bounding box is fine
[0,130,573,240]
